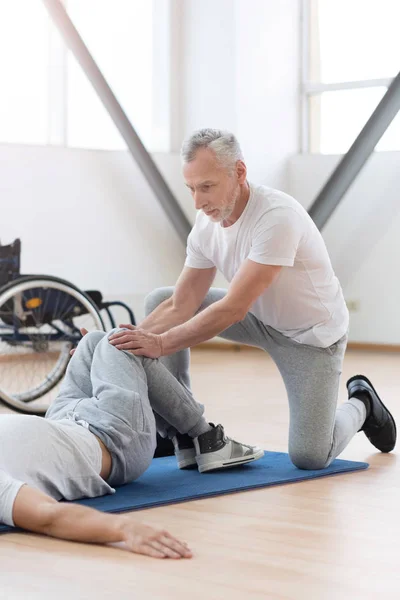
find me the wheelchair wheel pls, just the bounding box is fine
[0,275,105,415]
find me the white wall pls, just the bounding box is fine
[182,0,300,190]
[0,145,189,322]
[182,0,237,136]
[235,0,300,189]
[289,152,400,344]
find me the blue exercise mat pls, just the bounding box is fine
[0,451,368,534]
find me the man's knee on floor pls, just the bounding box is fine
[144,287,174,316]
[289,448,329,471]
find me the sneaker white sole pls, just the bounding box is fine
[197,448,264,473]
[177,457,197,469]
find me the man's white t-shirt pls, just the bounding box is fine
[184,183,349,348]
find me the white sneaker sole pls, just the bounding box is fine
[197,448,264,473]
[177,457,197,469]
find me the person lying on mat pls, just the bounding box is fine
[107,128,396,468]
[0,327,263,558]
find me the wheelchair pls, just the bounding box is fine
[0,239,136,416]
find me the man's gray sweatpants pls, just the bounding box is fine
[46,330,209,487]
[145,287,366,470]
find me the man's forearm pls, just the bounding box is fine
[139,298,193,334]
[161,299,242,355]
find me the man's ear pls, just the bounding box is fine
[236,160,247,184]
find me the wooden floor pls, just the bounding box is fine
[0,347,399,600]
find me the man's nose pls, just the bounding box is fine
[194,192,206,210]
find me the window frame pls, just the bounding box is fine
[300,0,396,153]
[0,0,178,153]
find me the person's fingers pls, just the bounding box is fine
[150,540,181,559]
[109,331,136,343]
[109,334,133,345]
[160,533,192,557]
[114,341,142,350]
[110,326,139,339]
[111,335,143,347]
[69,348,76,357]
[116,333,139,342]
[136,544,166,559]
[108,331,126,341]
[158,535,192,558]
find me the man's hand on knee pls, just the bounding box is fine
[118,323,136,331]
[109,327,163,359]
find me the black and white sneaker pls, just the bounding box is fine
[194,424,264,473]
[172,433,197,469]
[347,374,397,452]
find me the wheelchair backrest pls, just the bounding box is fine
[0,238,21,288]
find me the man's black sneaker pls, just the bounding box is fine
[347,374,397,452]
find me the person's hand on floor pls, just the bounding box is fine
[69,327,89,357]
[121,519,192,559]
[109,326,163,358]
[13,484,192,560]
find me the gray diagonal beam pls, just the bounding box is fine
[309,70,400,230]
[42,0,191,244]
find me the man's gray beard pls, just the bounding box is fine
[218,187,240,222]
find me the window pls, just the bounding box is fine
[0,0,170,151]
[303,0,400,153]
[67,0,156,151]
[0,1,49,145]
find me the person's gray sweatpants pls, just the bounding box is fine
[145,287,366,470]
[46,330,209,487]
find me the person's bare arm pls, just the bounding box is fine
[110,261,281,358]
[74,266,216,357]
[12,484,192,559]
[160,260,281,353]
[137,265,217,334]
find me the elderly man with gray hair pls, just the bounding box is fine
[109,128,396,469]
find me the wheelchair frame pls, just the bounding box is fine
[0,238,136,414]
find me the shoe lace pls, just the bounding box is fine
[217,425,254,450]
[225,435,253,450]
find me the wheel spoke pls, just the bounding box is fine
[0,278,104,415]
